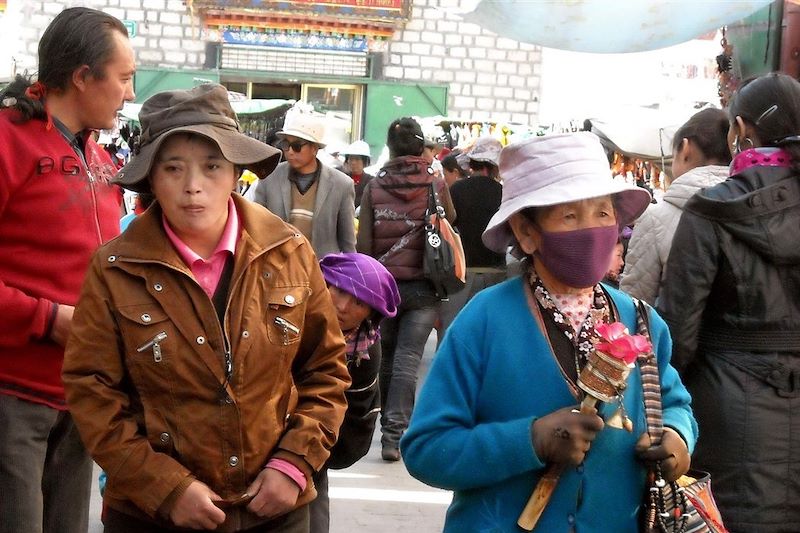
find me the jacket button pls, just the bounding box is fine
[229,455,239,467]
[154,283,163,292]
[242,330,250,339]
[160,432,170,443]
[107,255,116,263]
[567,513,576,525]
[141,314,151,323]
[284,294,295,305]
[196,336,206,345]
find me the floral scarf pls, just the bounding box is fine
[527,264,610,374]
[344,319,380,366]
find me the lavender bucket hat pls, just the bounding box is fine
[482,132,651,254]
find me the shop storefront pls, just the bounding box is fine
[130,0,448,158]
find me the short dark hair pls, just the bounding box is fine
[0,7,128,122]
[345,155,369,165]
[672,108,731,165]
[729,72,800,172]
[441,154,466,177]
[468,160,499,178]
[386,117,424,158]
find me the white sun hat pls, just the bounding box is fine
[278,112,326,147]
[341,140,372,161]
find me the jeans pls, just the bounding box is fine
[0,394,93,533]
[379,280,439,448]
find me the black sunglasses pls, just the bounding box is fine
[278,139,310,152]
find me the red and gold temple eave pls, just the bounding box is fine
[190,0,410,22]
[201,10,400,38]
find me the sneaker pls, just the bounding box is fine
[381,445,401,462]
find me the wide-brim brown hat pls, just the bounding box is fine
[113,83,282,193]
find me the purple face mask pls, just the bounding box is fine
[534,225,620,288]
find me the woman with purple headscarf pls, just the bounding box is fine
[309,252,400,533]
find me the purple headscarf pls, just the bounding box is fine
[320,253,401,365]
[319,253,400,318]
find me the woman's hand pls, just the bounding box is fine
[246,468,301,519]
[169,480,226,530]
[635,427,691,482]
[531,406,605,466]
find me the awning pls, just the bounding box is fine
[119,99,295,122]
[584,105,698,169]
[461,0,773,53]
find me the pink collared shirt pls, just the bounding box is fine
[163,197,240,298]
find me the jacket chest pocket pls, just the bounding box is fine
[117,303,175,366]
[266,286,311,345]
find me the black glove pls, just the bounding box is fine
[531,405,605,466]
[635,427,691,482]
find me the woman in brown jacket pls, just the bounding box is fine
[62,84,350,532]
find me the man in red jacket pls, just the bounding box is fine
[0,8,135,533]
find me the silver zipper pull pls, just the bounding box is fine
[152,341,163,363]
[274,316,299,335]
[137,331,167,363]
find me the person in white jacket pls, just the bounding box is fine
[620,108,731,305]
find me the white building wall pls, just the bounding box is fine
[5,0,543,125]
[384,0,542,125]
[6,0,205,72]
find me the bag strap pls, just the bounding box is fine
[634,298,665,446]
[427,181,447,221]
[636,298,698,533]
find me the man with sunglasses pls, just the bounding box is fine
[253,112,356,256]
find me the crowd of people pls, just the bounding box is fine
[2,7,800,533]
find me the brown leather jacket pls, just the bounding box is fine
[63,195,350,532]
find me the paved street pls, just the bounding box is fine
[89,332,449,532]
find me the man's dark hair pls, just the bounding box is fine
[0,7,128,122]
[671,108,731,165]
[386,117,424,158]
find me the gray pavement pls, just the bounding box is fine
[89,332,449,532]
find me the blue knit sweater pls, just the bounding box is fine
[401,277,697,533]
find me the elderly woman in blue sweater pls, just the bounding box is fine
[401,133,697,533]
